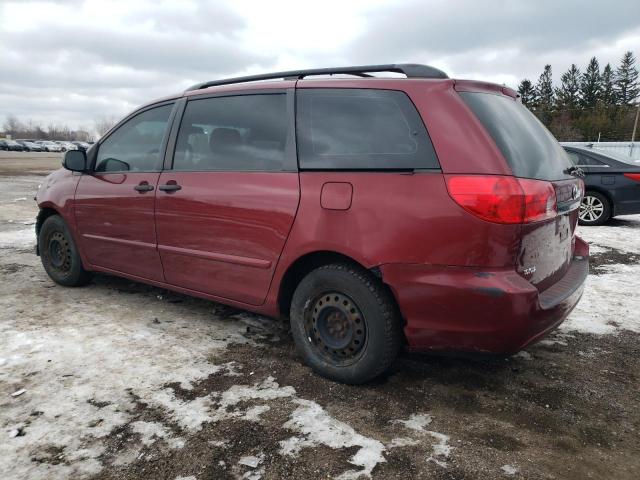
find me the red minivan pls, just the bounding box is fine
[35,64,588,384]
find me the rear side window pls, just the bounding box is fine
[579,155,607,166]
[297,89,439,170]
[460,92,573,181]
[173,94,288,171]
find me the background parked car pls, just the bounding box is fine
[71,141,91,152]
[17,140,45,152]
[0,139,26,151]
[35,141,63,152]
[54,141,78,152]
[563,145,640,225]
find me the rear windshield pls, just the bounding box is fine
[460,92,573,181]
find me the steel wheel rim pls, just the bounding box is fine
[304,292,367,365]
[46,231,72,274]
[579,195,604,222]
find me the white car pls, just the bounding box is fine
[55,141,78,151]
[36,141,63,152]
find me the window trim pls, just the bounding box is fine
[295,87,441,172]
[90,100,178,174]
[166,89,298,173]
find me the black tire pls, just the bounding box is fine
[39,215,92,287]
[290,263,402,384]
[579,191,611,226]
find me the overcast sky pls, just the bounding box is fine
[1,0,639,131]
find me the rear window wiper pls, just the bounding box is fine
[564,165,585,178]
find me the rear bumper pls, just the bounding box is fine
[380,237,589,354]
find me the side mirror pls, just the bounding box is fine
[63,150,87,172]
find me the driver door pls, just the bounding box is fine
[74,103,174,281]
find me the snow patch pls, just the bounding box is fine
[238,454,264,468]
[564,264,640,334]
[280,399,386,480]
[394,413,432,431]
[513,351,532,360]
[0,228,35,248]
[501,464,519,475]
[587,244,610,255]
[577,220,640,254]
[426,431,452,467]
[130,421,185,449]
[388,437,420,448]
[237,453,265,480]
[395,413,452,468]
[215,376,295,415]
[0,291,251,479]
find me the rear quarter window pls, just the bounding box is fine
[297,88,439,170]
[460,92,573,181]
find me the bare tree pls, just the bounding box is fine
[3,114,23,137]
[94,115,119,137]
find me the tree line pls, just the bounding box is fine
[1,115,119,142]
[517,51,639,141]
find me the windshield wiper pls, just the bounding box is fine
[564,165,585,178]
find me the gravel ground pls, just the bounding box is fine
[1,154,639,480]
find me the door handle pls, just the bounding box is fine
[158,183,182,192]
[134,183,154,192]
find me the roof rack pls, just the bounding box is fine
[185,63,448,91]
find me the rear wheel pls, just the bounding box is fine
[579,191,611,226]
[290,263,402,384]
[39,215,92,286]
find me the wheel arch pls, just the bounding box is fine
[277,250,396,320]
[36,206,62,235]
[35,206,62,255]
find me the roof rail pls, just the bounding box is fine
[185,63,448,91]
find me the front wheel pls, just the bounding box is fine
[39,215,92,286]
[579,191,611,226]
[290,263,402,384]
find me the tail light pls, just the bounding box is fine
[624,173,640,183]
[445,175,557,224]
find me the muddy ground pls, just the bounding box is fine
[1,154,639,480]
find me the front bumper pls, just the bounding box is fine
[381,237,589,354]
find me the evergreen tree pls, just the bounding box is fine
[535,65,554,111]
[601,63,617,106]
[614,51,639,105]
[517,79,536,107]
[555,64,580,111]
[580,57,601,108]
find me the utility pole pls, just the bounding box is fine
[632,103,639,143]
[631,103,640,159]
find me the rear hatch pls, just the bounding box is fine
[459,90,583,291]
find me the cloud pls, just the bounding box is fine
[0,0,638,132]
[343,0,640,87]
[0,0,273,130]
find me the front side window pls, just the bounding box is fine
[296,88,439,170]
[95,104,173,172]
[173,94,288,171]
